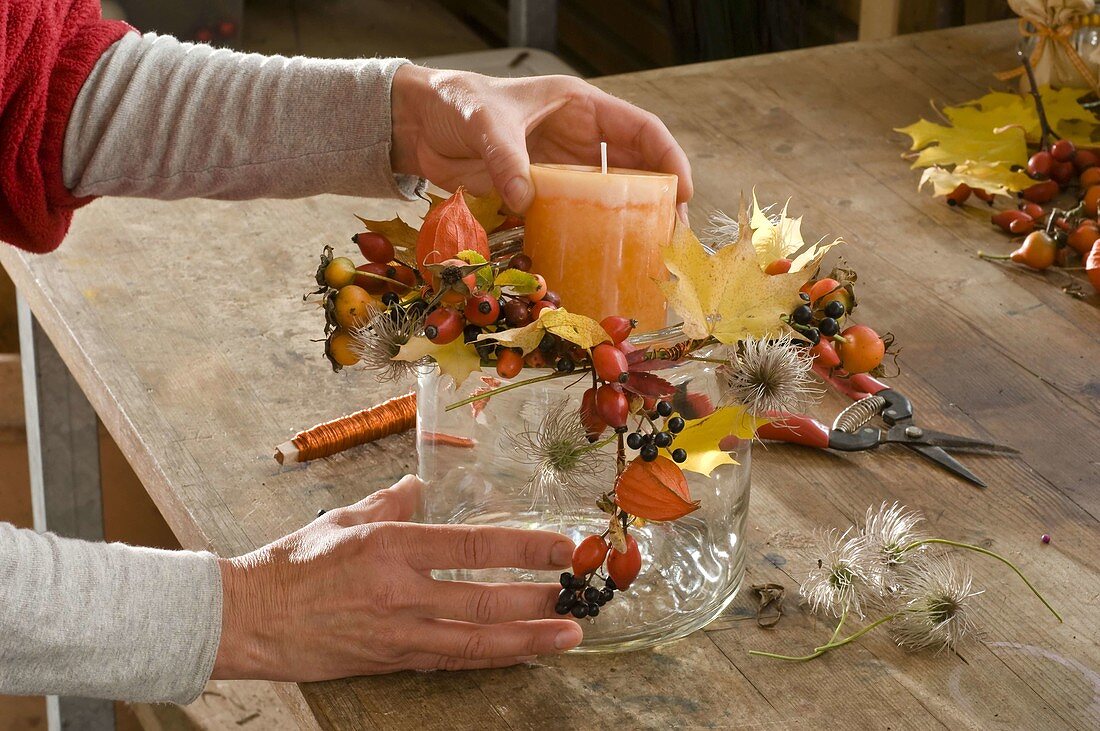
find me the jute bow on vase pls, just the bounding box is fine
[1000,0,1099,91]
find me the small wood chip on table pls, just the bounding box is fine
[2,20,1097,731]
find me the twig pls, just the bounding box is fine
[444,369,588,411]
[1018,49,1059,148]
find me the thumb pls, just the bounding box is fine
[330,475,423,526]
[481,122,533,213]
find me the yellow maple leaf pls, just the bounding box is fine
[354,215,418,259]
[918,162,1036,197]
[749,190,842,273]
[427,190,506,234]
[674,405,766,476]
[540,308,611,349]
[476,307,609,355]
[660,200,815,345]
[394,336,481,388]
[896,86,1096,171]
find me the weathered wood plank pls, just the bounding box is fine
[2,19,1096,731]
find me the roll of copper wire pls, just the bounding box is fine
[274,392,417,464]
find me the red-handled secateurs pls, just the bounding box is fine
[756,368,1018,488]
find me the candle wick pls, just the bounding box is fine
[601,141,608,175]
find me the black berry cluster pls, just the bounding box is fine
[624,398,688,463]
[555,572,617,618]
[789,294,846,345]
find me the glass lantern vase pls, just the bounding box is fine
[416,327,751,652]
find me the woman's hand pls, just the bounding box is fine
[212,476,581,680]
[390,65,693,216]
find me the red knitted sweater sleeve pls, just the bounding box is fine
[1,0,131,253]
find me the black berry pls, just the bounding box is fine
[463,324,482,343]
[672,448,688,463]
[793,304,813,325]
[587,603,600,617]
[571,603,589,619]
[654,431,673,448]
[668,416,685,434]
[604,577,618,591]
[382,292,400,307]
[641,444,659,462]
[599,587,614,603]
[626,432,643,450]
[539,333,559,352]
[556,357,575,372]
[560,572,572,588]
[570,575,586,591]
[557,588,574,605]
[804,327,821,345]
[656,401,673,417]
[818,317,839,337]
[584,587,600,603]
[824,300,846,319]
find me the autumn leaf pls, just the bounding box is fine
[674,405,766,476]
[749,190,842,273]
[427,189,506,234]
[660,200,813,344]
[622,372,677,399]
[540,308,611,349]
[918,163,1036,197]
[394,336,481,388]
[476,315,546,355]
[896,87,1097,176]
[614,456,699,522]
[476,307,609,355]
[354,215,418,259]
[494,268,539,295]
[457,249,494,291]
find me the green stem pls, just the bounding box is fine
[749,613,897,662]
[816,607,848,651]
[977,252,1013,261]
[580,434,618,452]
[444,369,588,411]
[902,538,1062,623]
[687,355,728,365]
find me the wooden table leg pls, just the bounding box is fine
[16,294,115,731]
[508,0,558,51]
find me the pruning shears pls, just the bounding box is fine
[756,368,1019,488]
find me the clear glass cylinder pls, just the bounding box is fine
[416,328,750,652]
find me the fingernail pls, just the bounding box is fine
[505,177,530,209]
[555,626,583,650]
[550,540,574,567]
[677,202,690,226]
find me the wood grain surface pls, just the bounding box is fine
[2,20,1098,730]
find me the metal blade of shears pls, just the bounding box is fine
[903,443,987,488]
[882,426,1020,454]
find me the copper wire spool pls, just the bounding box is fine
[274,392,417,464]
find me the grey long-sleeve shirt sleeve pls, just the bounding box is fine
[63,31,424,201]
[4,32,422,704]
[0,522,222,703]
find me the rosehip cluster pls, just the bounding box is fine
[555,533,642,619]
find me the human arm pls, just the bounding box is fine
[1,477,580,702]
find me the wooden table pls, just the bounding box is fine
[4,20,1099,730]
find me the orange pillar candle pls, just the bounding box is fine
[524,163,677,333]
